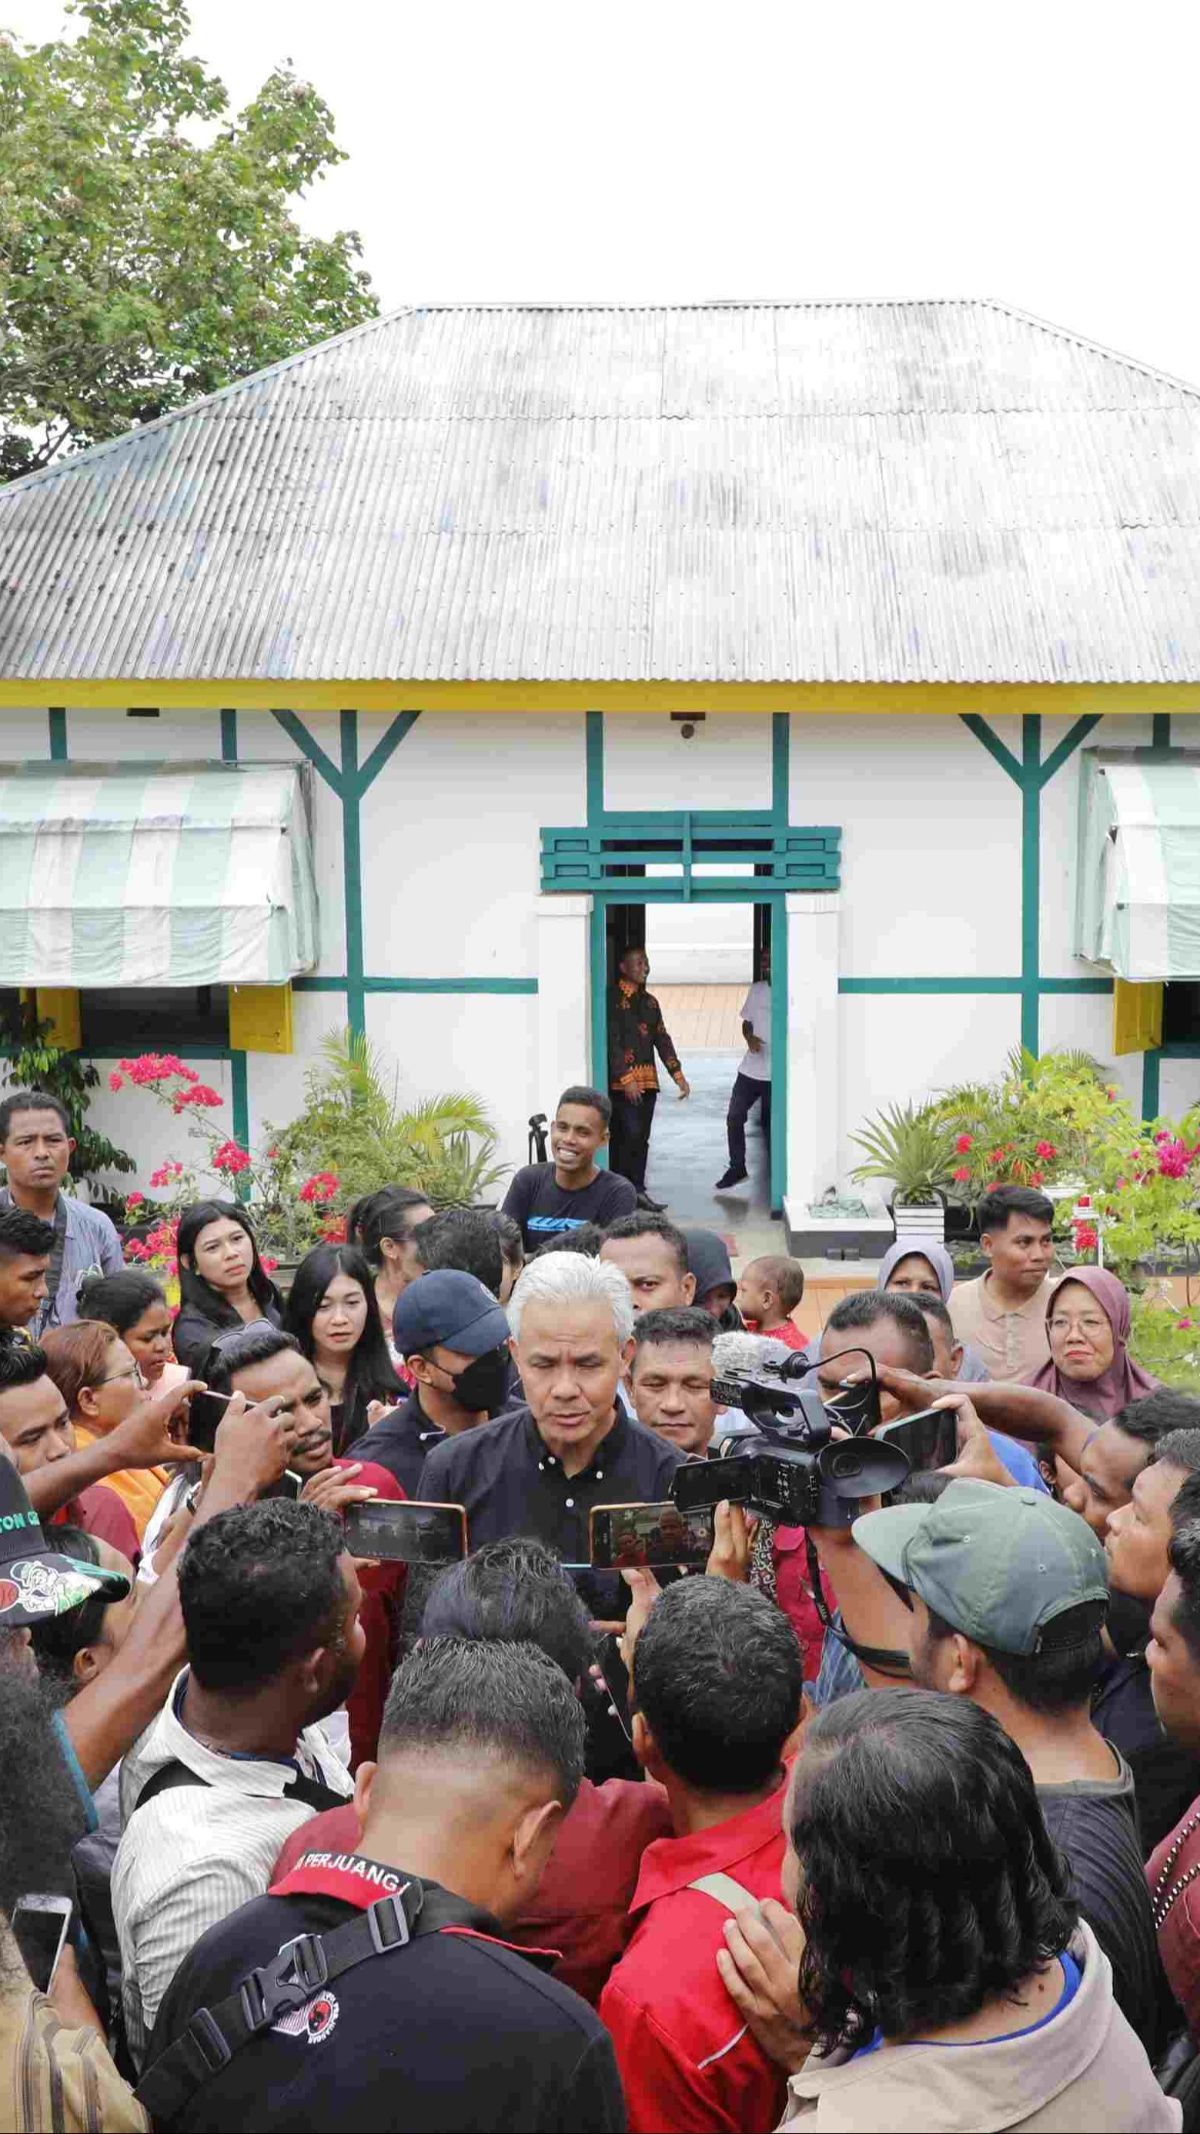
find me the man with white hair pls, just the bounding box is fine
[416,1253,688,1572]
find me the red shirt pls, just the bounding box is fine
[598,1775,790,2134]
[743,1317,807,1351]
[52,1486,141,1565]
[1147,1794,1200,2039]
[273,1773,672,2005]
[771,1526,834,1682]
[333,1456,406,1770]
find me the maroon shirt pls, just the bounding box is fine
[273,1773,671,2005]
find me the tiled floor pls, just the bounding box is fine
[644,1048,780,1263]
[655,984,745,1052]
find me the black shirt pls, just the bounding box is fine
[146,1874,625,2133]
[1093,1651,1200,1852]
[418,1404,687,1614]
[347,1389,444,1497]
[502,1164,638,1252]
[1038,1758,1170,2053]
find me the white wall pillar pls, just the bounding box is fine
[535,894,593,1111]
[784,891,841,1220]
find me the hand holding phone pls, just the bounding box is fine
[342,1499,468,1564]
[589,1500,717,1571]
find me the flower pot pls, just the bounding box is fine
[889,1193,947,1246]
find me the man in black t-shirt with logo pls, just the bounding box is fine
[502,1087,637,1254]
[140,1638,624,2134]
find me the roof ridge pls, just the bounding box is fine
[4,296,1198,501]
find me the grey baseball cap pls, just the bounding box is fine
[853,1478,1108,1657]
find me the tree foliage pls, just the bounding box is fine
[0,0,378,480]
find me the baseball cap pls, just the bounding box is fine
[393,1270,511,1360]
[0,1458,131,1628]
[853,1478,1108,1657]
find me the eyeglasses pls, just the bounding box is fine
[1048,1316,1109,1338]
[95,1363,148,1391]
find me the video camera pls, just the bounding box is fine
[670,1333,912,1528]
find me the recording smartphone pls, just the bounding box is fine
[342,1499,468,1564]
[11,1894,73,1994]
[589,1500,717,1571]
[593,1632,633,1743]
[875,1405,959,1477]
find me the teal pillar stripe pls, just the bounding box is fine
[838,975,1114,996]
[270,711,345,796]
[1142,1049,1162,1120]
[586,711,604,820]
[230,1050,250,1195]
[1152,714,1172,750]
[1019,716,1041,1056]
[48,709,67,761]
[220,710,238,763]
[339,712,366,1038]
[589,900,609,1164]
[771,713,790,822]
[960,713,1022,782]
[359,711,420,789]
[1038,714,1102,788]
[769,896,787,1214]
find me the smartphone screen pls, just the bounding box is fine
[593,1633,633,1742]
[11,1896,72,1994]
[589,1500,716,1571]
[342,1499,468,1564]
[876,1406,959,1476]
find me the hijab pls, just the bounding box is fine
[876,1237,955,1304]
[1024,1265,1160,1420]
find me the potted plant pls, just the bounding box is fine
[849,1102,960,1244]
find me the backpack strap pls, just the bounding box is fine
[134,1761,347,1817]
[135,1881,477,2124]
[134,1763,211,1812]
[687,1871,760,1916]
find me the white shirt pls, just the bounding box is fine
[738,981,771,1082]
[113,1669,352,2066]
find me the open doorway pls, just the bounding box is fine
[602,893,774,1228]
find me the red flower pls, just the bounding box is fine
[319,1215,348,1244]
[261,1255,279,1273]
[213,1140,252,1176]
[298,1171,339,1205]
[1073,1223,1099,1253]
[108,1070,124,1092]
[148,1161,183,1188]
[1034,1141,1057,1161]
[954,1133,973,1154]
[171,1083,222,1114]
[1076,1195,1091,1208]
[1028,1169,1044,1186]
[985,1148,1006,1168]
[1159,1139,1192,1179]
[952,1166,971,1183]
[126,1190,145,1208]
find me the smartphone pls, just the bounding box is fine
[876,1406,959,1476]
[589,1500,717,1571]
[11,1894,72,1994]
[342,1499,468,1564]
[262,1469,305,1502]
[593,1632,633,1742]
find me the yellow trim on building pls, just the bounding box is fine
[229,983,294,1056]
[2,680,1200,716]
[1113,978,1165,1056]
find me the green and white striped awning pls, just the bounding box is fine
[1076,751,1200,981]
[0,763,317,987]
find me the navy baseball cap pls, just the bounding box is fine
[393,1271,510,1360]
[0,1458,131,1628]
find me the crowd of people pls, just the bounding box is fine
[0,1078,1199,2129]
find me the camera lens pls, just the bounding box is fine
[828,1447,865,1480]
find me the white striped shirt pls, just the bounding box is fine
[113,1670,352,2068]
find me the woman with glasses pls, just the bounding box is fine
[40,1319,186,1539]
[1024,1265,1161,1421]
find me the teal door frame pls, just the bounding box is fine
[589,887,789,1215]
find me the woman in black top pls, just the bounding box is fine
[284,1242,404,1453]
[172,1200,283,1372]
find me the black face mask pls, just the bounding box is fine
[1106,1585,1155,1659]
[447,1345,510,1413]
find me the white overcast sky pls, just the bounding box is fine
[8,0,1200,382]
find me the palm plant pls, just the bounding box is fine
[275,1030,508,1205]
[849,1102,959,1201]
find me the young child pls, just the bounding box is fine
[735,1254,807,1349]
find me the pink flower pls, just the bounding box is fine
[148,1161,183,1188]
[954,1133,973,1154]
[261,1255,279,1273]
[125,1190,145,1208]
[1034,1141,1057,1161]
[1115,1176,1127,1191]
[171,1084,222,1114]
[212,1140,252,1176]
[108,1070,123,1092]
[952,1166,971,1183]
[1180,1319,1194,1331]
[1158,1139,1192,1180]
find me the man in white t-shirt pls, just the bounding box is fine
[715,956,771,1190]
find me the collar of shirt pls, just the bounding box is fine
[629,1770,791,1913]
[977,1272,1052,1323]
[148,1667,337,1798]
[375,1388,445,1454]
[271,1849,430,1907]
[522,1402,627,1485]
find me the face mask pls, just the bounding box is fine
[1106,1585,1155,1659]
[448,1345,510,1413]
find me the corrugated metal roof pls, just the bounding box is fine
[3,297,1200,686]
